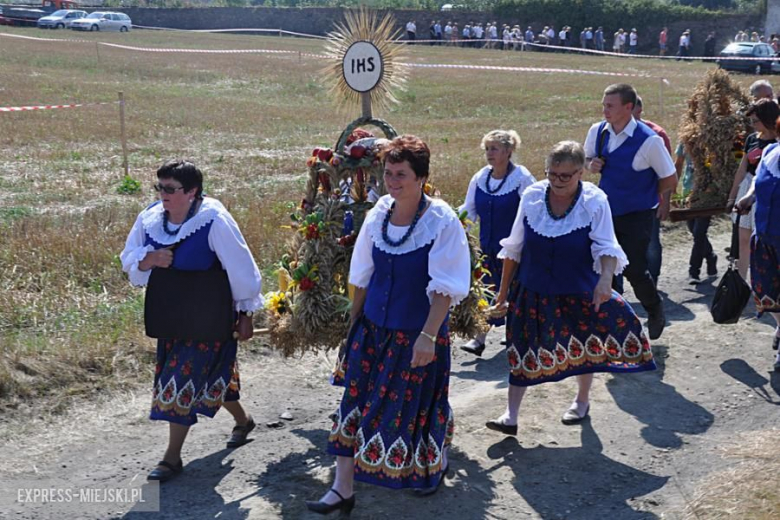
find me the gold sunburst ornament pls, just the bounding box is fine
[323,8,407,116]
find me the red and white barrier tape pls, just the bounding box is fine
[402,61,652,78]
[131,25,327,39]
[0,101,117,113]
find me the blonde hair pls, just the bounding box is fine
[480,129,521,154]
[545,140,585,169]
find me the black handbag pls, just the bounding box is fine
[710,215,752,324]
[144,248,235,342]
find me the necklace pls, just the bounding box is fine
[545,182,582,221]
[162,200,198,236]
[382,195,427,247]
[484,161,514,194]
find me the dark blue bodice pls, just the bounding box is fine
[597,121,659,217]
[364,243,433,330]
[755,143,780,237]
[517,220,598,295]
[145,222,218,271]
[475,186,521,254]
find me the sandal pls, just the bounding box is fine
[773,336,780,351]
[147,459,183,483]
[227,416,256,448]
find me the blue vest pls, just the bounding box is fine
[518,220,598,295]
[475,184,521,254]
[754,143,780,237]
[364,244,433,330]
[597,121,659,216]
[145,220,218,271]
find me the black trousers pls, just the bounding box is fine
[686,217,714,275]
[613,209,662,312]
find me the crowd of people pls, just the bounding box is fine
[404,19,775,59]
[120,81,780,514]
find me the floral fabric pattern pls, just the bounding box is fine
[329,316,453,489]
[151,338,240,426]
[506,282,655,386]
[750,234,780,314]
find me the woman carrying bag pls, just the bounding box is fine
[120,160,263,482]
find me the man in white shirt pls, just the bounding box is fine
[584,84,678,339]
[629,28,638,53]
[585,27,593,49]
[547,26,555,44]
[406,20,416,42]
[474,23,484,47]
[444,22,452,44]
[559,27,567,47]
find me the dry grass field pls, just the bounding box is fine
[1,25,778,518]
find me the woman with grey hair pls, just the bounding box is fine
[459,129,535,356]
[749,79,774,101]
[487,141,656,435]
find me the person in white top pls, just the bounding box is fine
[584,83,677,340]
[121,160,263,483]
[677,30,691,60]
[629,28,638,53]
[459,130,536,357]
[547,26,555,43]
[406,20,416,42]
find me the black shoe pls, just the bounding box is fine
[687,273,701,285]
[707,254,718,277]
[485,419,517,436]
[306,488,355,515]
[414,464,449,496]
[147,459,183,483]
[775,359,780,373]
[647,305,666,341]
[227,416,256,448]
[773,336,780,351]
[460,340,486,357]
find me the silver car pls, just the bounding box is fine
[70,11,131,32]
[37,9,87,29]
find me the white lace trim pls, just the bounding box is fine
[141,197,227,246]
[497,248,521,263]
[474,164,535,197]
[761,143,780,179]
[523,180,606,238]
[426,282,467,307]
[366,195,460,255]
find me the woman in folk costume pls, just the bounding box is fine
[459,129,535,357]
[307,136,471,514]
[487,141,655,435]
[736,114,780,372]
[120,160,263,482]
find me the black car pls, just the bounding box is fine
[717,42,777,75]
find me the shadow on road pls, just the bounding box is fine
[485,420,667,519]
[252,428,496,519]
[123,449,248,520]
[606,345,714,449]
[720,358,780,404]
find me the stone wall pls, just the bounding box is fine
[116,6,762,56]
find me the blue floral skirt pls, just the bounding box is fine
[750,233,780,315]
[151,338,240,426]
[506,284,655,387]
[330,316,454,490]
[481,250,505,327]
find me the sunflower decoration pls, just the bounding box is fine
[322,7,407,115]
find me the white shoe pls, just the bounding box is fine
[561,401,590,425]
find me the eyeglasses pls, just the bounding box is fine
[153,183,185,195]
[545,169,581,182]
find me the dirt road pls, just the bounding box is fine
[2,221,779,519]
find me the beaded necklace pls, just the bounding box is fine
[483,161,515,194]
[162,199,198,236]
[545,181,582,221]
[381,195,427,247]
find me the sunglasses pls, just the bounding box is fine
[545,169,581,182]
[153,183,185,195]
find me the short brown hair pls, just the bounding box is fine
[747,98,780,130]
[604,83,637,108]
[546,141,585,169]
[380,135,431,180]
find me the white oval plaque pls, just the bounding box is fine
[342,41,383,93]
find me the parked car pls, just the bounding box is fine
[37,9,87,29]
[69,11,131,32]
[716,42,777,75]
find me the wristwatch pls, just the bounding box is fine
[239,310,254,317]
[419,331,436,343]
